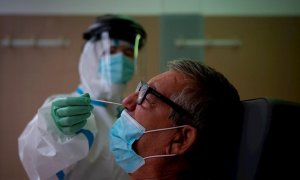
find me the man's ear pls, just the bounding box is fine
[168,125,197,155]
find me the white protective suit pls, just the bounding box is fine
[18,40,129,180]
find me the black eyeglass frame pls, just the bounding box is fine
[136,81,189,116]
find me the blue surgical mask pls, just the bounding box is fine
[99,52,134,84]
[109,110,186,173]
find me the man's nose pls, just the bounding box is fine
[122,92,138,112]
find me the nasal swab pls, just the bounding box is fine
[91,99,122,106]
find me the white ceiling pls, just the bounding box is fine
[0,0,300,16]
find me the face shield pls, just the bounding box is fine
[79,30,143,101]
[79,15,146,100]
[99,32,141,86]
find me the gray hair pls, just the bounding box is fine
[167,59,242,179]
[167,59,240,130]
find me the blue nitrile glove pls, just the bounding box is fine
[51,93,93,135]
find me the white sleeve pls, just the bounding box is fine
[18,97,98,180]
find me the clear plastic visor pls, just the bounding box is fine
[99,31,141,85]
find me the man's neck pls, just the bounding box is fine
[129,157,188,180]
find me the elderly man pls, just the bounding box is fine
[109,59,242,179]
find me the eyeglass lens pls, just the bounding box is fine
[136,81,147,105]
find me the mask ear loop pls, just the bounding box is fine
[142,125,187,160]
[133,34,141,74]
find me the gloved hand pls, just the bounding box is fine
[51,93,94,135]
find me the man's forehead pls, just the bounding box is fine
[149,71,172,84]
[150,70,184,82]
[149,70,187,93]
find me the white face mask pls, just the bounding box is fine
[109,110,186,173]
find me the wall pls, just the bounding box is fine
[1,0,300,16]
[204,16,300,102]
[0,15,300,179]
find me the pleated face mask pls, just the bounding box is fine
[99,52,134,84]
[109,110,186,173]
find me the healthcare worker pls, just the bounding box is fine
[18,14,147,180]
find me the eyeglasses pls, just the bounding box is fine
[135,81,189,116]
